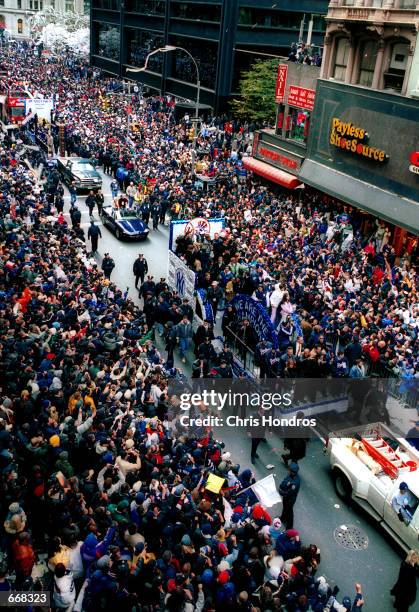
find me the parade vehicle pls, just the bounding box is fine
[326,422,419,551]
[56,157,102,191]
[100,205,150,241]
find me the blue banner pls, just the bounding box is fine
[226,294,278,348]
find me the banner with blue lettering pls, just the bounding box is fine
[226,294,278,348]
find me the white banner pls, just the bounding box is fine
[167,250,196,303]
[25,98,54,121]
[169,217,225,250]
[251,474,282,508]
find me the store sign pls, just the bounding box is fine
[275,64,288,103]
[409,151,419,175]
[288,86,316,111]
[330,117,388,163]
[257,144,299,172]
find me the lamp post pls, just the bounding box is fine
[127,45,201,171]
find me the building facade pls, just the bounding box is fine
[89,0,328,110]
[320,0,419,97]
[244,0,418,252]
[0,0,87,40]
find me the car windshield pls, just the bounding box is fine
[75,162,95,172]
[119,210,139,219]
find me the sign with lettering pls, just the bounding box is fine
[275,64,288,103]
[169,218,225,251]
[227,294,278,348]
[257,144,299,172]
[330,117,389,163]
[288,86,316,111]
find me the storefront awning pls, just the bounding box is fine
[299,160,419,235]
[243,156,302,189]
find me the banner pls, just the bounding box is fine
[25,97,54,121]
[205,473,225,494]
[251,474,282,508]
[226,294,278,348]
[167,250,196,303]
[169,217,225,251]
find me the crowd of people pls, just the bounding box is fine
[0,43,417,611]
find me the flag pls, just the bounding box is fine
[251,474,282,508]
[205,473,225,494]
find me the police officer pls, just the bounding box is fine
[133,254,148,289]
[87,220,102,254]
[279,462,301,529]
[101,253,115,280]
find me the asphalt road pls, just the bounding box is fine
[62,167,411,611]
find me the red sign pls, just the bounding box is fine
[258,146,298,171]
[287,86,316,111]
[409,151,419,166]
[275,64,288,103]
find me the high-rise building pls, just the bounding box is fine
[89,0,328,110]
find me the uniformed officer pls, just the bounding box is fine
[279,462,301,529]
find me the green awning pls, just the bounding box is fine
[299,160,419,235]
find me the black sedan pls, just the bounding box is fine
[57,157,102,191]
[100,206,150,241]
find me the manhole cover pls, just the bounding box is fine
[333,525,368,550]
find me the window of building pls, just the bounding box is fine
[0,0,5,7]
[170,2,221,23]
[238,7,302,30]
[285,107,310,145]
[125,0,165,14]
[333,38,350,81]
[92,0,118,9]
[94,23,120,61]
[126,28,164,71]
[357,40,378,87]
[49,0,54,7]
[65,0,74,11]
[384,41,409,92]
[168,35,218,89]
[17,0,22,8]
[17,18,23,34]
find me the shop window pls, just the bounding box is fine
[94,22,120,61]
[126,28,164,71]
[17,18,23,34]
[286,107,310,145]
[333,38,350,81]
[384,42,409,93]
[357,40,378,87]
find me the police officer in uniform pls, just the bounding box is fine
[101,253,115,280]
[279,462,301,529]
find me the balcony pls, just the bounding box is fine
[327,0,419,26]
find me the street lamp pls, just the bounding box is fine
[126,45,200,121]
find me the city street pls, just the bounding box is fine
[65,169,402,611]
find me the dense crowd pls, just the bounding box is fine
[0,43,417,612]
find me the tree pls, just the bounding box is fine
[230,58,278,124]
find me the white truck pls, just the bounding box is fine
[326,422,419,552]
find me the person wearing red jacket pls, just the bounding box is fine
[12,532,36,585]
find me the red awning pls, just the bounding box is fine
[243,156,302,189]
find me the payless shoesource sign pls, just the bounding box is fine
[330,117,388,163]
